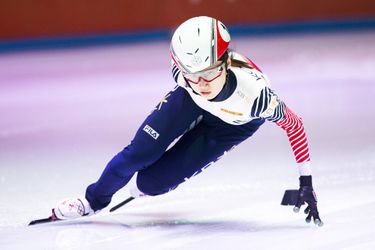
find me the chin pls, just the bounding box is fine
[206,93,218,100]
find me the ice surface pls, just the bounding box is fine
[1,30,375,249]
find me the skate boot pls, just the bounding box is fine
[53,197,94,220]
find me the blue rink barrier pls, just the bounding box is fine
[1,17,375,53]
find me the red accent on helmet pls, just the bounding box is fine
[215,20,230,59]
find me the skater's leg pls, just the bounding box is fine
[136,116,265,196]
[86,87,203,211]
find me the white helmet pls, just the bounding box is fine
[170,16,231,74]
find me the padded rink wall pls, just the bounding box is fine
[0,0,374,50]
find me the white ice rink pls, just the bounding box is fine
[1,30,375,249]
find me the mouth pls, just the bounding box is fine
[200,91,211,95]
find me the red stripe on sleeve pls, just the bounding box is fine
[276,106,311,164]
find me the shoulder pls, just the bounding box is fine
[230,51,263,73]
[229,51,271,88]
[230,51,249,63]
[230,66,270,91]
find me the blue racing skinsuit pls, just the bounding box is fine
[86,52,311,211]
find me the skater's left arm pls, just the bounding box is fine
[253,87,323,226]
[253,87,311,174]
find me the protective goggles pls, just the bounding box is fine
[183,61,226,84]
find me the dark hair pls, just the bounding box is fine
[222,49,254,70]
[219,51,229,65]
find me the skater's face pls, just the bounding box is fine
[185,60,228,100]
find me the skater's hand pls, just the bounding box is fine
[294,176,323,227]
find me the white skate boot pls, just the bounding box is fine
[53,197,94,220]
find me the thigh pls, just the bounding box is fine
[131,86,203,157]
[137,117,265,195]
[85,86,203,210]
[110,86,204,175]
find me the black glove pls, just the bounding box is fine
[294,176,323,227]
